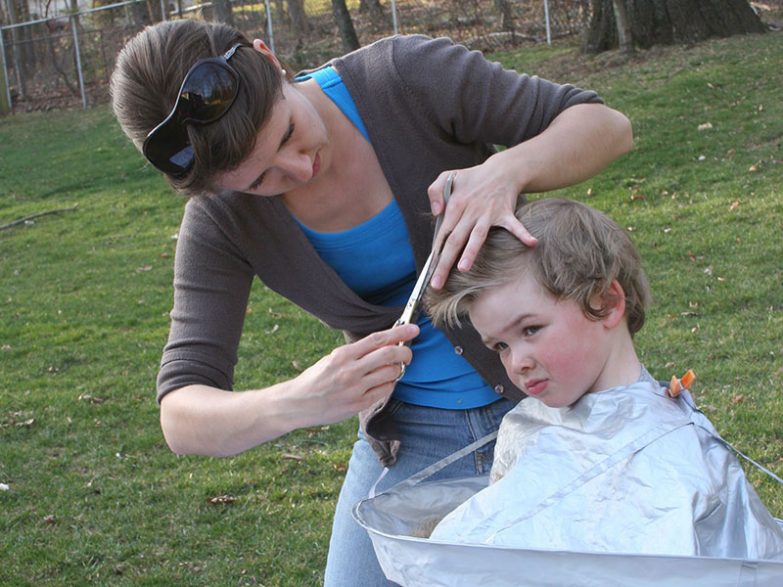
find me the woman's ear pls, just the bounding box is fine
[252,39,281,70]
[601,279,627,329]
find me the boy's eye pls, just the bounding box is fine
[522,326,541,336]
[493,342,509,353]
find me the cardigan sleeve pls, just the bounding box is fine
[155,197,255,402]
[387,35,603,148]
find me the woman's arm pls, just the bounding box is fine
[159,323,418,456]
[429,102,633,288]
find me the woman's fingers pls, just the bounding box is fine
[427,170,454,217]
[347,323,418,362]
[427,168,538,288]
[455,214,538,274]
[327,324,417,393]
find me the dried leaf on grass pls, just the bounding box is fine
[1,411,35,429]
[207,494,238,505]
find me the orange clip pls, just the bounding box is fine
[668,369,696,398]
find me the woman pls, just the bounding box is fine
[110,19,633,586]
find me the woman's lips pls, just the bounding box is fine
[525,379,548,396]
[312,152,321,178]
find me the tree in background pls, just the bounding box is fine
[359,0,384,30]
[212,0,234,26]
[494,0,515,32]
[584,0,767,54]
[331,0,360,51]
[288,0,312,37]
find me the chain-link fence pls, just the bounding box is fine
[0,0,592,114]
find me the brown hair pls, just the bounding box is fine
[427,198,651,336]
[110,19,283,196]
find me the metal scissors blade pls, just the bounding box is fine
[394,172,455,379]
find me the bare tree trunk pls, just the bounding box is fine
[494,0,514,32]
[584,0,616,53]
[213,0,234,26]
[331,0,360,52]
[359,0,384,24]
[13,0,35,70]
[5,0,27,98]
[128,0,147,28]
[288,0,311,36]
[612,0,633,54]
[585,0,766,53]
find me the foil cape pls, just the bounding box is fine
[354,381,783,586]
[430,380,783,559]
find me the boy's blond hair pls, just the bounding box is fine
[426,198,651,335]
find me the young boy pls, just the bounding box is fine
[425,198,783,559]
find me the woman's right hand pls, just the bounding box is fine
[293,323,420,425]
[159,323,419,457]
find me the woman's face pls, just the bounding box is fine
[215,82,330,196]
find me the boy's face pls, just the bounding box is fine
[469,273,615,408]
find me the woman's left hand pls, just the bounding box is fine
[427,159,536,289]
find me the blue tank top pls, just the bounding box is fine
[295,67,499,409]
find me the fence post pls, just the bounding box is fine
[264,0,275,52]
[70,14,87,110]
[544,0,552,45]
[391,0,399,35]
[0,29,11,114]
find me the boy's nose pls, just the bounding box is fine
[510,351,534,375]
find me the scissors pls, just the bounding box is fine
[394,171,455,380]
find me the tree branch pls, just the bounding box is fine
[0,205,79,230]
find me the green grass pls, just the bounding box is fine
[2,31,783,585]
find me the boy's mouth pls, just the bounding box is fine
[524,378,548,397]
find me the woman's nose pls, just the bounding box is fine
[278,149,312,183]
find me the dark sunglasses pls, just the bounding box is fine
[142,43,245,177]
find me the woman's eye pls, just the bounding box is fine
[522,326,541,337]
[493,342,509,353]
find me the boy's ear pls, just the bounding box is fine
[601,279,627,329]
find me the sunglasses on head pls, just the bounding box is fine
[142,43,245,177]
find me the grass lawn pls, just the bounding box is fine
[1,31,782,585]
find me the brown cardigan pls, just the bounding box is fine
[156,34,603,465]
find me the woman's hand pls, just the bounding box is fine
[427,103,633,289]
[159,323,419,457]
[427,160,536,289]
[292,323,420,425]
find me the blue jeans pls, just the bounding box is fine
[323,397,514,586]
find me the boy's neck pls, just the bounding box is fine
[590,334,642,393]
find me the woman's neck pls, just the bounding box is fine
[282,80,394,232]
